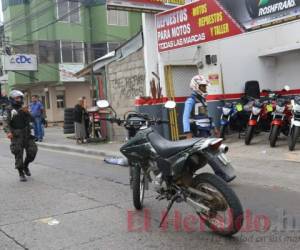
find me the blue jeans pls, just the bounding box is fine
[33,117,43,140]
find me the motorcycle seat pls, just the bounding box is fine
[148,132,200,158]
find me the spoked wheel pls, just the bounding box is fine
[191,173,244,236]
[132,166,145,210]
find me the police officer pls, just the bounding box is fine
[183,75,218,139]
[3,90,38,182]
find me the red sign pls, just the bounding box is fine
[107,0,187,13]
[156,0,244,52]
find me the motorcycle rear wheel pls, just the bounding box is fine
[192,173,244,236]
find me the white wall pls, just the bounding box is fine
[142,13,160,96]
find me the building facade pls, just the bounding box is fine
[2,0,142,122]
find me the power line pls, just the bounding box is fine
[10,4,83,44]
[3,0,82,30]
[3,0,46,26]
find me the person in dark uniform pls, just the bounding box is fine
[3,90,38,182]
[183,75,219,139]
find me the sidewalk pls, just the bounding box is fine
[37,126,123,157]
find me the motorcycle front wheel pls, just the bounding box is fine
[288,126,300,151]
[219,125,227,140]
[269,125,280,148]
[192,173,244,236]
[132,166,145,210]
[245,125,255,145]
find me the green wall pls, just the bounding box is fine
[2,0,142,89]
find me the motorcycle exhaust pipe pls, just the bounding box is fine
[220,144,229,154]
[186,197,210,214]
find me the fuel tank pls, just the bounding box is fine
[120,128,157,161]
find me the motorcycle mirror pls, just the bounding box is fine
[283,85,290,91]
[96,100,110,109]
[164,101,176,109]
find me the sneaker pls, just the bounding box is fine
[23,167,31,177]
[18,169,27,182]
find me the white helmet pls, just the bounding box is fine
[190,75,210,97]
[9,90,24,99]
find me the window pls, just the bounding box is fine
[56,91,65,109]
[108,42,120,52]
[56,0,80,23]
[39,41,60,63]
[60,41,84,63]
[91,43,108,60]
[107,10,128,26]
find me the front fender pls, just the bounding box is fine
[272,119,282,126]
[248,119,257,126]
[291,119,300,127]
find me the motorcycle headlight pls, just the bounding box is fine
[276,105,285,113]
[252,107,261,115]
[294,103,300,112]
[222,107,231,116]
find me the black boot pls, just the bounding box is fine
[18,169,27,182]
[23,163,31,177]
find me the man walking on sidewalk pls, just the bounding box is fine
[29,95,44,142]
[3,90,38,182]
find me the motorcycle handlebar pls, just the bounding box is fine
[100,117,169,126]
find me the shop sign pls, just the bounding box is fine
[59,64,85,82]
[156,0,244,52]
[3,54,37,71]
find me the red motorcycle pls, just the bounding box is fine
[244,98,273,145]
[269,97,292,147]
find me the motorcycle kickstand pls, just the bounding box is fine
[159,193,179,228]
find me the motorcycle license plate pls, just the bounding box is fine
[267,104,273,112]
[236,103,243,112]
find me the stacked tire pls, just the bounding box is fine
[64,108,75,134]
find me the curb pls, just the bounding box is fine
[37,142,122,158]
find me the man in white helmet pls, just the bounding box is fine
[3,90,38,182]
[183,75,217,139]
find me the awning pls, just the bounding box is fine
[74,51,116,78]
[259,43,300,57]
[75,31,143,78]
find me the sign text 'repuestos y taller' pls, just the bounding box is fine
[156,0,244,52]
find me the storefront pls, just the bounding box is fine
[140,0,300,137]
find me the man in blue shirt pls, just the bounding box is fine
[29,95,44,142]
[183,75,217,139]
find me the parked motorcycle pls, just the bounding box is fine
[269,97,292,147]
[288,96,300,151]
[97,100,244,236]
[244,97,273,145]
[219,101,247,139]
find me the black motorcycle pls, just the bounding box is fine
[97,100,244,236]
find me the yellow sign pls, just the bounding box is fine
[208,74,220,85]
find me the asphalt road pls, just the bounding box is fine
[0,138,300,250]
